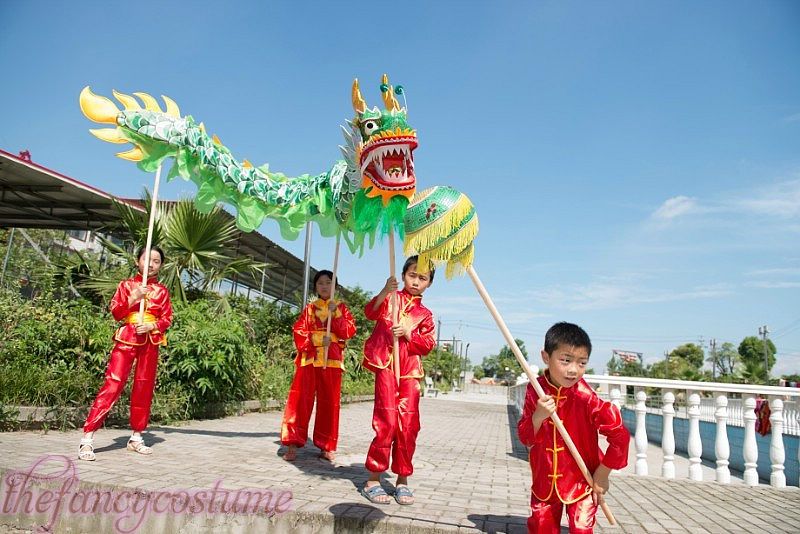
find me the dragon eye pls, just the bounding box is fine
[361,119,380,136]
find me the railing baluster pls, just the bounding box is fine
[662,389,676,478]
[769,396,786,488]
[714,393,730,484]
[635,388,648,476]
[610,383,622,410]
[742,394,758,486]
[687,390,702,481]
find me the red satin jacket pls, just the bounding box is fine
[517,373,630,503]
[110,274,173,347]
[362,289,436,378]
[293,299,356,369]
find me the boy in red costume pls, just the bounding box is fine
[79,247,173,461]
[361,256,436,506]
[281,270,356,462]
[518,322,630,533]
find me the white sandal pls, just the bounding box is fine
[127,437,153,455]
[78,438,96,461]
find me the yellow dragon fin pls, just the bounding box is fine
[162,95,181,118]
[89,128,128,144]
[242,159,253,169]
[133,92,164,113]
[116,147,144,161]
[112,90,142,111]
[79,86,121,125]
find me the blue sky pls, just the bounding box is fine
[2,1,799,375]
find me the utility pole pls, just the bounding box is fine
[464,342,470,389]
[664,350,670,380]
[710,338,717,381]
[436,319,442,348]
[759,325,770,384]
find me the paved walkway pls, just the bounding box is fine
[0,396,797,533]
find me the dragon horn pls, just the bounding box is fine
[352,79,367,114]
[381,74,400,111]
[79,86,121,125]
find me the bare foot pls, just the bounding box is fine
[284,445,297,461]
[319,450,335,462]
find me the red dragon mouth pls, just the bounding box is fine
[360,136,418,193]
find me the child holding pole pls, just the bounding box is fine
[281,270,356,462]
[517,322,630,533]
[79,246,172,460]
[361,256,436,505]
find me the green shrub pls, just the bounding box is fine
[161,299,264,409]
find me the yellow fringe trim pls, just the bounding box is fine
[410,216,478,264]
[444,245,474,279]
[404,194,476,256]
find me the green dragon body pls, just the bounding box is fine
[80,75,417,252]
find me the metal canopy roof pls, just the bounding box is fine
[0,148,322,306]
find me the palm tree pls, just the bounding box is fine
[77,190,264,306]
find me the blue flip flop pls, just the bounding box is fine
[361,484,390,505]
[394,485,414,505]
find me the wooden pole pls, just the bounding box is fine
[323,232,341,369]
[467,265,616,525]
[388,231,400,387]
[138,164,163,324]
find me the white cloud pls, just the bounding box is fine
[782,112,800,123]
[651,196,699,220]
[733,179,800,218]
[744,265,800,289]
[526,281,732,311]
[648,178,800,227]
[747,281,800,289]
[745,267,800,276]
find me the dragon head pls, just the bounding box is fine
[351,74,417,205]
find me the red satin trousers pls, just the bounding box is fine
[281,365,342,452]
[83,341,159,433]
[528,494,597,534]
[365,370,421,476]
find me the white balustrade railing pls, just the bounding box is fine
[509,375,800,487]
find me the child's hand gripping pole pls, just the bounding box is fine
[138,163,163,324]
[322,232,341,369]
[388,231,400,387]
[466,265,617,525]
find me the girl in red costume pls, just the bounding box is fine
[281,270,357,462]
[361,256,436,506]
[78,246,173,461]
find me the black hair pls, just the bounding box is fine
[544,322,592,356]
[402,255,435,283]
[136,246,166,264]
[313,270,334,287]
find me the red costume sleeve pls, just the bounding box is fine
[589,394,630,470]
[330,303,356,340]
[407,311,436,356]
[154,287,173,334]
[292,304,314,355]
[517,383,540,447]
[109,280,132,321]
[364,295,387,321]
